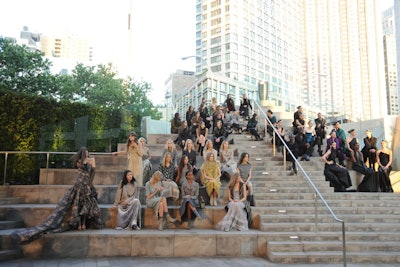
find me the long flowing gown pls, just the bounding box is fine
[127,146,143,186]
[377,152,394,192]
[114,182,141,229]
[216,183,249,232]
[10,163,103,243]
[323,149,352,192]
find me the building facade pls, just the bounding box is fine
[174,0,389,122]
[382,7,399,115]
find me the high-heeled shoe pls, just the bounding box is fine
[210,195,214,206]
[166,214,177,223]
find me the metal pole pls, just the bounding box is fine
[342,221,347,267]
[3,153,8,185]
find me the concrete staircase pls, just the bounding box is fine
[0,131,400,264]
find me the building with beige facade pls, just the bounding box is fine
[174,0,388,123]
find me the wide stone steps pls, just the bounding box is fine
[262,231,400,242]
[260,221,400,232]
[260,214,400,224]
[268,251,400,264]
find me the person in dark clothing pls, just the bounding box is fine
[246,113,263,141]
[266,109,277,137]
[199,103,212,130]
[361,129,377,169]
[224,94,236,112]
[350,143,377,192]
[285,133,298,174]
[295,128,311,161]
[171,113,182,134]
[239,93,252,119]
[176,120,192,150]
[314,112,326,156]
[321,142,352,192]
[212,120,226,155]
[186,106,195,129]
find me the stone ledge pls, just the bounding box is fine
[3,229,268,259]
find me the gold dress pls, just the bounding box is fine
[127,146,143,186]
[202,161,222,197]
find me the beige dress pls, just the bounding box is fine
[127,146,143,186]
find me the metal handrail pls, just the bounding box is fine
[253,101,346,267]
[0,151,111,186]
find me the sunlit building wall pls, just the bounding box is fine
[382,7,399,115]
[193,0,304,112]
[303,0,387,121]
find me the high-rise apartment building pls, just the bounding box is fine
[40,33,93,62]
[382,7,399,115]
[303,0,387,121]
[175,0,388,121]
[194,0,304,112]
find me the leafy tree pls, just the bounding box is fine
[0,38,58,97]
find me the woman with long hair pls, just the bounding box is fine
[175,155,193,186]
[237,152,255,206]
[321,142,352,192]
[216,173,249,232]
[203,139,218,162]
[145,171,178,231]
[113,131,143,186]
[376,140,394,192]
[11,147,103,243]
[158,152,180,200]
[219,140,237,180]
[160,139,178,167]
[196,121,208,156]
[112,170,141,230]
[201,152,222,206]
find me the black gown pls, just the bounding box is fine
[323,149,352,192]
[377,152,393,192]
[11,163,103,243]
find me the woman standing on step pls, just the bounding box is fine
[11,147,103,243]
[113,131,143,186]
[180,170,203,229]
[145,171,178,231]
[376,140,394,192]
[201,152,222,206]
[237,152,255,206]
[216,173,249,232]
[196,121,208,156]
[112,170,141,230]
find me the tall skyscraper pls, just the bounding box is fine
[382,7,399,115]
[177,0,388,121]
[194,0,304,112]
[303,0,387,121]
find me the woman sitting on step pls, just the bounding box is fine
[219,140,237,181]
[321,142,352,192]
[112,170,141,230]
[158,152,180,200]
[216,173,250,232]
[145,171,178,231]
[237,152,255,206]
[179,170,203,229]
[201,152,222,206]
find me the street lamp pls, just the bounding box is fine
[181,55,209,75]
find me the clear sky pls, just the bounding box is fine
[0,0,394,105]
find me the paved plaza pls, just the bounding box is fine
[1,257,398,267]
